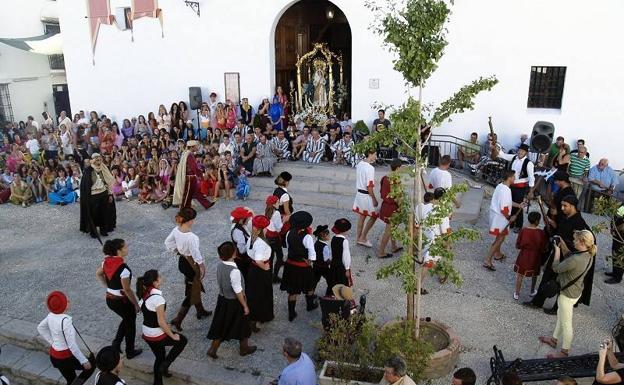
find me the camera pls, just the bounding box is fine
[551,235,562,246]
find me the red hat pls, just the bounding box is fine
[266,195,279,205]
[47,291,68,314]
[252,215,270,229]
[231,207,253,221]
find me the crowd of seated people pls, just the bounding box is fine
[0,89,362,208]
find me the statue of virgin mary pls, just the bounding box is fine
[313,60,328,108]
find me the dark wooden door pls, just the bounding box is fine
[52,84,71,117]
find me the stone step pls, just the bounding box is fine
[247,184,484,224]
[0,317,266,385]
[0,342,151,385]
[272,161,389,182]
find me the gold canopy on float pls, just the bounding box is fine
[295,42,344,116]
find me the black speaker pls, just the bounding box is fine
[189,87,202,110]
[530,121,555,153]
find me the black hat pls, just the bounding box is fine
[278,171,292,182]
[313,225,329,237]
[561,194,579,206]
[332,218,352,234]
[553,171,570,182]
[290,211,313,229]
[96,346,120,372]
[519,144,530,152]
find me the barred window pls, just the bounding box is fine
[0,84,13,123]
[527,66,566,109]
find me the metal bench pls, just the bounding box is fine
[487,345,624,385]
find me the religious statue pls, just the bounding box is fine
[313,59,328,108]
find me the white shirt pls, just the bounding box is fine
[139,288,166,338]
[164,227,204,264]
[223,261,243,293]
[334,235,351,269]
[231,224,249,255]
[279,187,291,205]
[355,160,375,191]
[94,372,125,385]
[246,237,271,262]
[427,167,452,190]
[25,139,40,154]
[60,130,73,155]
[58,116,72,129]
[268,211,283,233]
[37,313,88,364]
[499,153,535,187]
[77,117,89,126]
[218,142,234,156]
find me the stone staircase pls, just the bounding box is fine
[247,161,484,224]
[0,317,266,385]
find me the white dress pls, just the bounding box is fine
[352,161,377,217]
[489,183,512,236]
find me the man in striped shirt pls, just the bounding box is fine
[331,132,358,166]
[303,128,325,164]
[568,145,591,178]
[271,130,291,161]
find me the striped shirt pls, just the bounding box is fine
[568,155,590,178]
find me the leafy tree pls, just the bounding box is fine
[358,0,498,335]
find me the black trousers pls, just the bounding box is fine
[611,241,624,281]
[145,334,188,385]
[50,354,95,384]
[531,247,558,309]
[106,296,137,353]
[510,185,528,230]
[267,236,284,279]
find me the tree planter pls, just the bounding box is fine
[383,318,461,379]
[319,361,385,385]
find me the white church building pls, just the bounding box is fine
[23,0,624,167]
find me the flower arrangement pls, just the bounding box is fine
[293,105,329,127]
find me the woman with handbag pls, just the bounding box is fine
[539,229,596,358]
[164,207,212,331]
[37,291,95,384]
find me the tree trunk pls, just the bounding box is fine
[414,83,424,338]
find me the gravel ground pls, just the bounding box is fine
[1,192,622,384]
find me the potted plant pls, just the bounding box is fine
[317,314,433,384]
[353,0,498,377]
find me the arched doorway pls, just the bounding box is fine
[274,0,352,115]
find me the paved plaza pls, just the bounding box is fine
[0,174,622,385]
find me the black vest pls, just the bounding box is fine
[105,263,131,291]
[141,293,164,329]
[314,240,329,267]
[287,230,308,262]
[330,236,346,274]
[509,156,530,179]
[96,372,126,385]
[273,187,294,215]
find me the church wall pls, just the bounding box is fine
[57,0,624,168]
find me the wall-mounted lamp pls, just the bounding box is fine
[326,7,335,20]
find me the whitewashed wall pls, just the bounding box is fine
[0,0,61,122]
[57,0,624,168]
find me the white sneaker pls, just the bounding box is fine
[513,292,519,300]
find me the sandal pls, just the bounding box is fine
[539,336,557,348]
[392,247,404,253]
[377,253,393,259]
[494,254,507,261]
[357,240,373,248]
[482,264,496,271]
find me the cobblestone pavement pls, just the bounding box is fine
[1,194,622,384]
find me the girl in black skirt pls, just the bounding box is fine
[246,215,274,332]
[95,238,142,359]
[207,241,257,358]
[280,211,319,321]
[137,270,187,385]
[264,195,284,283]
[312,225,332,295]
[230,206,254,281]
[328,218,354,290]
